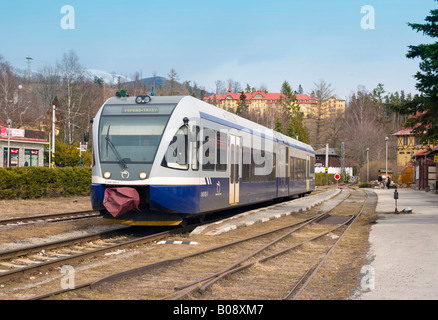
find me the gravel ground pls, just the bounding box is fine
[0,196,117,251]
[0,189,379,300]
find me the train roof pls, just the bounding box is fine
[104,95,185,105]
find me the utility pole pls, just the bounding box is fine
[25,57,33,80]
[341,142,345,181]
[385,137,389,182]
[366,147,369,183]
[6,119,12,167]
[52,104,56,168]
[325,143,329,185]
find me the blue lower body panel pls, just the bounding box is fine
[149,185,200,214]
[91,184,106,211]
[91,177,314,226]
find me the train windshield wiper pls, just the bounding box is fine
[105,125,128,169]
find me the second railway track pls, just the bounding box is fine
[0,210,101,226]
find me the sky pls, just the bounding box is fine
[0,0,436,98]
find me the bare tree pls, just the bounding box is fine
[57,50,84,144]
[227,79,242,93]
[0,58,34,128]
[310,79,334,145]
[215,80,226,94]
[342,87,387,169]
[34,65,61,130]
[167,68,180,95]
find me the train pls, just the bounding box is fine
[89,92,315,226]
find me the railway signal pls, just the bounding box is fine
[334,173,340,188]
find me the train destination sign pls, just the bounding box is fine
[122,107,158,114]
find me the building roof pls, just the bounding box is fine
[204,87,316,104]
[378,168,394,173]
[392,127,414,136]
[0,136,48,144]
[0,126,48,144]
[314,148,338,156]
[426,146,438,156]
[414,150,428,157]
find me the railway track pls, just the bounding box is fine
[0,223,201,284]
[0,210,101,226]
[26,187,372,300]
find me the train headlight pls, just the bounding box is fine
[139,172,147,180]
[103,171,111,179]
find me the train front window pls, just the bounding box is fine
[98,115,168,163]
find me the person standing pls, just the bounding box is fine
[378,175,383,188]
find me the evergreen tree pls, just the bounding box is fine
[274,117,284,134]
[280,81,309,143]
[236,91,248,116]
[394,3,438,143]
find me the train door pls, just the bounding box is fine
[277,145,288,197]
[306,156,310,191]
[229,135,241,205]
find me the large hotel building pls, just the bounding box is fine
[204,86,345,118]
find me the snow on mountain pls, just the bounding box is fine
[85,69,131,85]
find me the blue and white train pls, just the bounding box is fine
[90,93,315,226]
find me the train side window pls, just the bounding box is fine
[191,126,200,171]
[216,131,227,172]
[310,156,315,175]
[269,152,276,182]
[242,146,251,183]
[202,127,216,171]
[290,156,295,180]
[161,125,188,170]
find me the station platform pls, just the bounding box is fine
[352,188,438,300]
[191,188,346,236]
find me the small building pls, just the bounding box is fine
[378,168,393,180]
[411,146,438,191]
[0,127,49,167]
[314,147,353,177]
[398,163,415,188]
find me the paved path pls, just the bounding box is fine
[352,188,438,300]
[191,188,344,236]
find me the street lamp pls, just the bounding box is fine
[385,137,389,183]
[6,119,12,168]
[366,147,369,183]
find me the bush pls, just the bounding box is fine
[315,173,347,186]
[0,167,91,199]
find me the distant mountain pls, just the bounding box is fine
[85,69,131,85]
[12,66,212,97]
[123,76,167,88]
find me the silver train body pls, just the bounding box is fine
[90,95,315,226]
